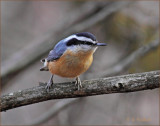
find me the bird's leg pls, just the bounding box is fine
[75,76,82,90]
[45,75,54,92]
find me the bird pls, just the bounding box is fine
[40,32,107,92]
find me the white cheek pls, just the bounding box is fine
[80,45,92,51]
[44,59,47,66]
[68,45,92,53]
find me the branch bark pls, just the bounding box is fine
[1,70,159,112]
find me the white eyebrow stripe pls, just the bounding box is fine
[65,35,96,44]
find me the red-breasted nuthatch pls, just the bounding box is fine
[40,32,107,91]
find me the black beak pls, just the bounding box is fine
[96,43,107,46]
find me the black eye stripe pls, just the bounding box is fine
[66,38,95,46]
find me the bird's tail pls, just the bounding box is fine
[40,58,49,71]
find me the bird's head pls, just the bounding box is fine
[64,32,107,53]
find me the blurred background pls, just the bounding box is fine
[1,0,159,125]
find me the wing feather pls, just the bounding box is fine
[47,40,66,62]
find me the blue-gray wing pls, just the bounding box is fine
[47,40,67,62]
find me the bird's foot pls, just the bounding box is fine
[45,81,53,92]
[75,77,82,90]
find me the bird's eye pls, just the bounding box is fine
[66,38,79,46]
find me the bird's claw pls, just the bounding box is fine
[45,81,53,92]
[75,77,82,90]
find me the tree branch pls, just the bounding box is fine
[1,70,159,112]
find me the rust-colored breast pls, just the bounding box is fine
[48,50,94,78]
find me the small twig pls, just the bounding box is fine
[1,70,159,112]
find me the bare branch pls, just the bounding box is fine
[1,70,159,112]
